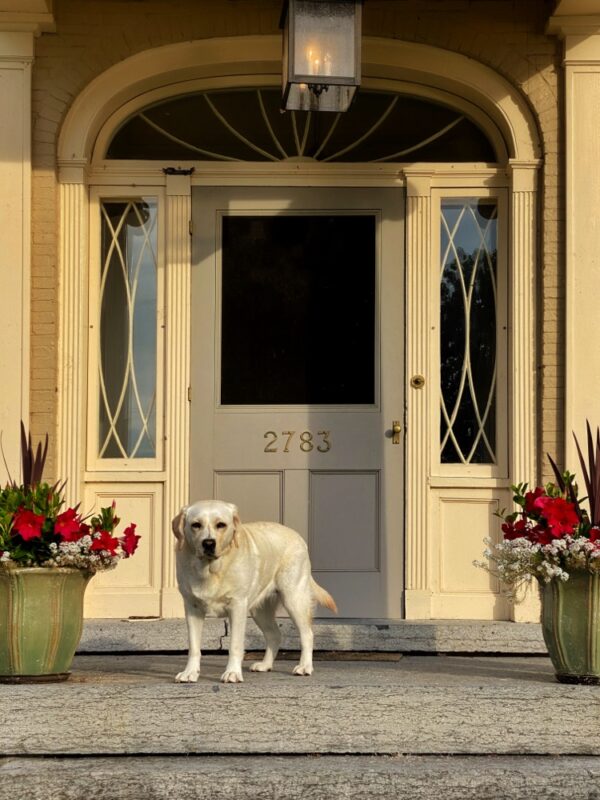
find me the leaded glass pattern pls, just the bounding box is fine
[440,200,498,464]
[106,88,496,163]
[99,200,158,459]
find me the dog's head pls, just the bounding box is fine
[172,500,240,561]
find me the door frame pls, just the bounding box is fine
[76,160,536,620]
[189,185,406,618]
[57,37,541,620]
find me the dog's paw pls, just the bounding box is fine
[221,669,244,683]
[292,664,313,676]
[175,668,200,683]
[250,661,272,672]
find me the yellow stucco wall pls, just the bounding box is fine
[30,0,561,482]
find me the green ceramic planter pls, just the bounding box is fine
[0,566,92,682]
[540,570,600,685]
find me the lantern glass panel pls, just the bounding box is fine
[285,84,356,112]
[293,1,358,82]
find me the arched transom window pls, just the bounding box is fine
[107,87,497,163]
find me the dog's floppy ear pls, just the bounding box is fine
[226,502,241,548]
[171,506,188,551]
[226,502,241,529]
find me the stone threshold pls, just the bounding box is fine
[2,755,599,800]
[79,617,546,654]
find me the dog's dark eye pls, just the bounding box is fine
[191,522,203,530]
[216,522,227,530]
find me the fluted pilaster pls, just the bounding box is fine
[509,160,540,623]
[509,165,538,485]
[162,175,192,610]
[57,174,88,506]
[404,173,432,618]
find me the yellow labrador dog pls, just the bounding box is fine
[172,500,337,683]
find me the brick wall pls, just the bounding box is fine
[31,0,562,482]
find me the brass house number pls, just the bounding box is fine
[264,430,331,453]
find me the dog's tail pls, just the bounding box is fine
[311,578,338,614]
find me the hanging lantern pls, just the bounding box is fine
[281,0,362,113]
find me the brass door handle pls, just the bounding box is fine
[392,421,402,444]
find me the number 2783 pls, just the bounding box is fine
[263,430,331,453]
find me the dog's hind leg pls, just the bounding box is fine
[250,594,281,672]
[280,586,314,676]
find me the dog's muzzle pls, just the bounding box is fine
[201,538,217,558]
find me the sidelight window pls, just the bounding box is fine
[93,197,162,462]
[438,196,506,470]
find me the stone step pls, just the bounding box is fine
[79,618,546,654]
[1,654,597,757]
[2,755,600,800]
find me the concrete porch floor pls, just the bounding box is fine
[2,652,600,799]
[78,617,547,654]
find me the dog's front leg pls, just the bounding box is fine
[221,599,247,683]
[175,599,205,683]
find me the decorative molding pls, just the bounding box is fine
[58,160,89,185]
[0,31,34,58]
[0,1,54,34]
[404,590,433,620]
[58,36,541,165]
[162,174,192,604]
[547,14,600,37]
[404,174,432,617]
[57,181,88,506]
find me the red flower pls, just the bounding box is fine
[524,487,545,514]
[535,526,563,546]
[541,497,579,536]
[12,508,45,541]
[90,530,119,556]
[503,517,532,541]
[54,508,84,542]
[589,527,600,544]
[120,523,140,558]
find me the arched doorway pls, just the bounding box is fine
[57,36,541,620]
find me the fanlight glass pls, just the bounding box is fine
[107,89,497,163]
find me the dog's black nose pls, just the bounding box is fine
[203,538,216,553]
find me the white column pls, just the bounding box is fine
[404,172,433,619]
[161,173,192,617]
[0,32,33,478]
[56,166,89,506]
[509,161,540,485]
[509,160,541,624]
[548,16,600,466]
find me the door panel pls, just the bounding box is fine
[191,187,404,618]
[309,471,380,572]
[214,471,284,524]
